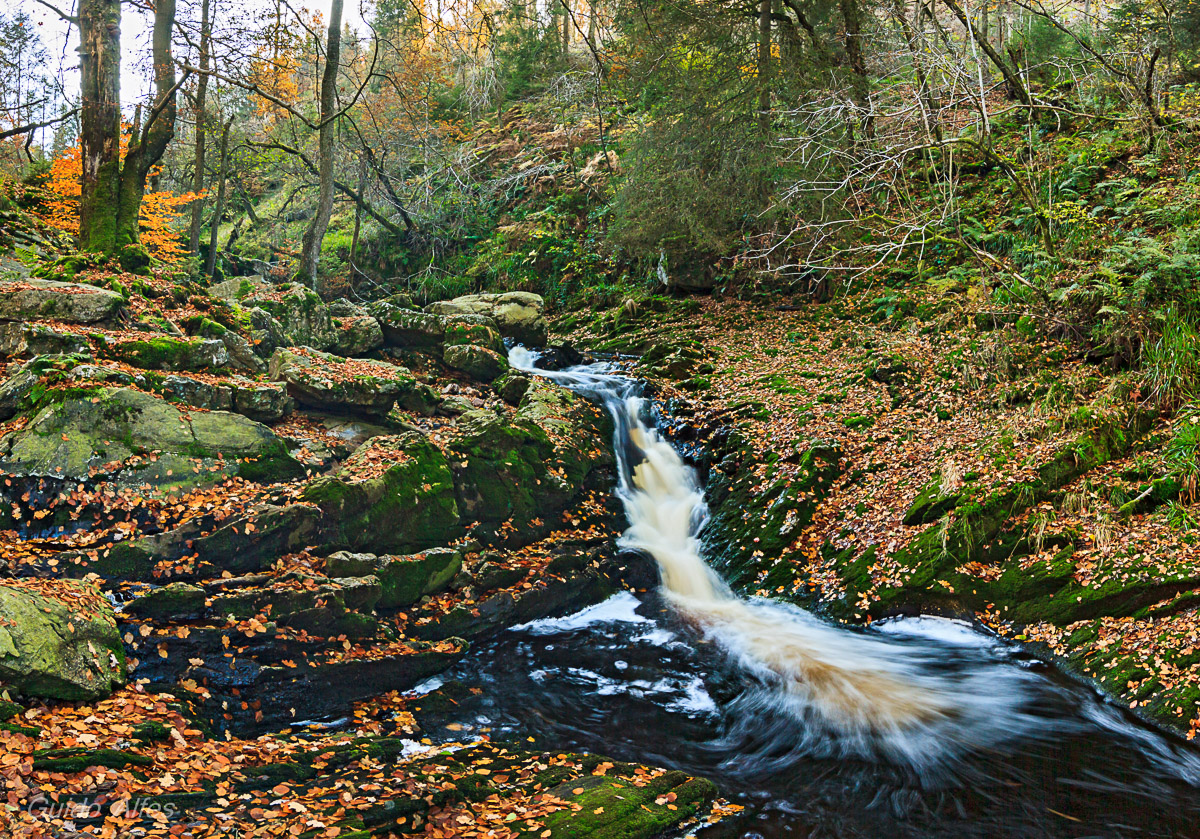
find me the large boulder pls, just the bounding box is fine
[426,292,548,346]
[0,386,304,491]
[105,336,229,372]
[267,284,339,350]
[268,346,417,417]
[301,433,463,554]
[0,278,126,324]
[443,343,508,382]
[0,580,126,700]
[366,302,447,349]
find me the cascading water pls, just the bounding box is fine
[506,347,1200,778]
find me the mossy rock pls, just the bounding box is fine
[301,433,464,554]
[106,337,229,372]
[123,583,208,621]
[902,475,963,526]
[443,344,508,382]
[442,320,505,354]
[537,770,717,839]
[269,347,416,417]
[31,747,153,772]
[326,548,462,609]
[0,580,126,700]
[0,278,126,324]
[0,386,303,491]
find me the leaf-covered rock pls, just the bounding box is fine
[0,278,126,324]
[0,580,126,700]
[268,346,416,416]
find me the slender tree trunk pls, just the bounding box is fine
[297,0,344,288]
[349,157,367,280]
[839,0,873,137]
[562,0,571,55]
[896,0,942,143]
[206,115,233,282]
[942,0,1030,106]
[78,0,122,252]
[188,0,211,255]
[757,0,771,134]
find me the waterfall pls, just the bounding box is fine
[509,346,1065,766]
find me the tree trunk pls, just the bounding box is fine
[78,0,122,253]
[78,0,179,270]
[562,0,571,55]
[188,0,211,255]
[757,0,771,134]
[297,0,344,288]
[206,115,233,282]
[942,0,1030,106]
[839,0,872,137]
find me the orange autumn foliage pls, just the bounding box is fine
[34,141,200,264]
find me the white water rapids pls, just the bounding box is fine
[507,346,1200,773]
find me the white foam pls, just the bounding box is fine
[513,591,650,635]
[872,615,999,648]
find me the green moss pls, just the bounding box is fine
[236,439,306,484]
[301,435,463,554]
[106,337,213,372]
[536,772,717,839]
[132,721,171,743]
[32,748,153,773]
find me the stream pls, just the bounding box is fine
[409,349,1200,838]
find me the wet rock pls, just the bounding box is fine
[208,576,382,638]
[325,548,462,609]
[65,503,321,581]
[269,346,416,417]
[0,278,126,324]
[426,291,548,347]
[534,343,586,371]
[301,433,463,554]
[0,580,125,700]
[0,322,90,358]
[443,344,508,382]
[0,387,304,492]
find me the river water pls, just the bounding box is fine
[409,349,1200,837]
